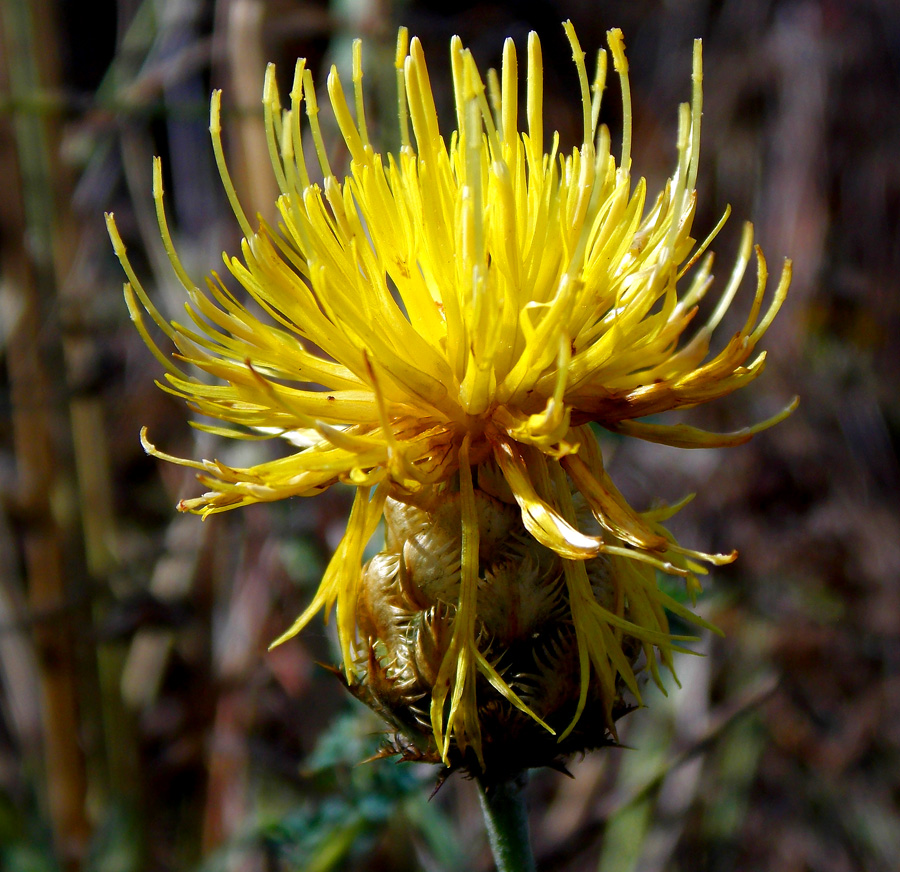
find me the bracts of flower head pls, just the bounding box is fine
[107,22,794,779]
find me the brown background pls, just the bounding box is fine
[1,0,898,870]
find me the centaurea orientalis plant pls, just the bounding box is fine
[108,21,792,862]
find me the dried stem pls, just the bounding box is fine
[0,0,91,861]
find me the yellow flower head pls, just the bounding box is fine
[108,23,792,776]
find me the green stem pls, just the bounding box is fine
[477,774,536,872]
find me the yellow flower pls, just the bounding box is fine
[107,23,793,775]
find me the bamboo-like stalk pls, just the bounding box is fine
[223,0,280,222]
[0,114,91,872]
[0,4,92,866]
[0,0,144,862]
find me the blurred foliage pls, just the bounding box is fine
[197,710,465,872]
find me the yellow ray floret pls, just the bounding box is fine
[108,22,793,764]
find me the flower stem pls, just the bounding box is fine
[477,773,536,872]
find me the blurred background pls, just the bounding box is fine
[1,0,899,870]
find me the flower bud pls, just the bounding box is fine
[350,483,640,779]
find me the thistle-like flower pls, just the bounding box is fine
[108,23,792,779]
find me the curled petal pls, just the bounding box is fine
[493,440,604,559]
[562,450,668,552]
